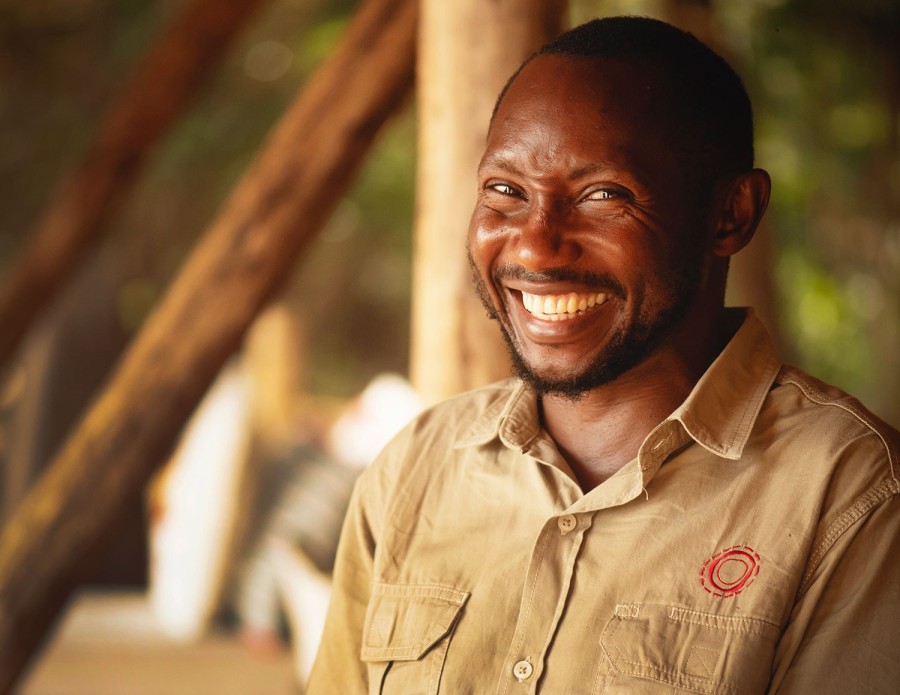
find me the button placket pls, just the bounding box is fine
[497,514,593,694]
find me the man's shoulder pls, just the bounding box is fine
[765,365,900,594]
[766,363,899,490]
[394,377,522,448]
[359,378,522,503]
[774,365,899,447]
[370,377,521,464]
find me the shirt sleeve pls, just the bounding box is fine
[306,471,378,694]
[770,489,900,694]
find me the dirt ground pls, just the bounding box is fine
[17,590,297,695]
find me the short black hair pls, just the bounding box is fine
[493,16,755,197]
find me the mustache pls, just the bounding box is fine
[491,263,626,299]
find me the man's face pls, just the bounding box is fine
[467,55,711,398]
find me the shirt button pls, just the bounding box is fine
[513,659,533,681]
[557,514,577,534]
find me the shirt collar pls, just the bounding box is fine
[456,308,782,462]
[455,378,538,450]
[669,308,782,460]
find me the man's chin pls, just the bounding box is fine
[510,355,609,400]
[494,323,606,398]
[508,328,660,399]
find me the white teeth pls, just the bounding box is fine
[519,291,609,320]
[543,297,555,314]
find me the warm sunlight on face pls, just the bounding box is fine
[468,55,709,397]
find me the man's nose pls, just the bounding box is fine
[512,206,580,270]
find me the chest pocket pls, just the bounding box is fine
[598,603,781,694]
[361,582,469,695]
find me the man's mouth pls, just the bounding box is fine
[520,291,609,322]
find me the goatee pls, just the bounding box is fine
[466,247,704,399]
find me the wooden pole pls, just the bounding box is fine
[0,0,417,689]
[411,0,567,403]
[0,0,270,373]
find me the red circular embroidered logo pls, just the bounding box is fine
[700,545,760,598]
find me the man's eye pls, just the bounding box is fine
[584,188,620,201]
[489,183,517,196]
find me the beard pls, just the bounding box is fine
[467,244,705,400]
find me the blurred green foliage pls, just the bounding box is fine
[747,0,900,422]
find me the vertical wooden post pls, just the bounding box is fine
[411,0,567,403]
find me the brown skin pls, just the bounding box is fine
[467,55,770,490]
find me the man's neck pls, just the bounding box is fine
[539,309,741,491]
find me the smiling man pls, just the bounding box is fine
[309,17,900,694]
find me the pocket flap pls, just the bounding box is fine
[361,582,469,662]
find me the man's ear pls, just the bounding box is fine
[709,168,771,258]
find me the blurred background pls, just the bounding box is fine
[0,0,897,692]
[3,0,897,421]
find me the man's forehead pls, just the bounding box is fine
[480,55,682,189]
[492,55,670,130]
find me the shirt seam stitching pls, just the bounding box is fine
[799,477,899,593]
[666,606,780,633]
[779,371,899,483]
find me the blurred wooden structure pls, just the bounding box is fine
[0,0,270,374]
[410,0,566,402]
[0,0,417,689]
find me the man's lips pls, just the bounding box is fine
[520,290,609,322]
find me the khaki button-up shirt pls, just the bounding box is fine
[309,311,900,694]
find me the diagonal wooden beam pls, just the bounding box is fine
[0,0,270,373]
[0,0,417,689]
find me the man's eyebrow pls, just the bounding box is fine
[478,155,622,182]
[568,163,622,180]
[477,153,524,176]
